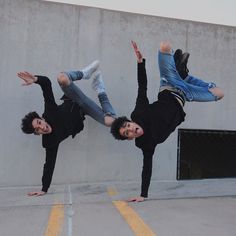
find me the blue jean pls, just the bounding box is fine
[60,71,116,126]
[158,50,219,102]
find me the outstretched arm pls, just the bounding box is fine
[18,71,57,110]
[127,149,155,203]
[130,41,149,117]
[27,146,59,197]
[41,146,59,193]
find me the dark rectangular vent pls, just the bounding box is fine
[177,129,236,180]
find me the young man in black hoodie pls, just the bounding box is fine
[18,61,116,196]
[111,41,224,202]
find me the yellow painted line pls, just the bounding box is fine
[113,201,156,236]
[44,204,64,236]
[107,187,118,196]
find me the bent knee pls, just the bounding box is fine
[104,116,115,127]
[57,73,70,87]
[160,41,172,53]
[210,87,224,101]
[216,91,224,100]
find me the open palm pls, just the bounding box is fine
[17,71,37,86]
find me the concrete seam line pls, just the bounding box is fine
[67,185,73,236]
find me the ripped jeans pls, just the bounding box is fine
[60,70,116,126]
[158,50,219,102]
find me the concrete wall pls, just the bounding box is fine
[0,0,235,188]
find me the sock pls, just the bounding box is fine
[81,60,99,80]
[91,71,105,94]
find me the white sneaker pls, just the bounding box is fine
[81,60,99,80]
[91,71,105,94]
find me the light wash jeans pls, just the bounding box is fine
[158,50,219,102]
[60,71,116,126]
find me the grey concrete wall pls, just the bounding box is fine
[0,0,235,187]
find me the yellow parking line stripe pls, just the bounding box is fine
[107,187,118,196]
[45,204,64,236]
[113,201,156,236]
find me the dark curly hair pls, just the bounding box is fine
[21,111,40,134]
[110,116,131,140]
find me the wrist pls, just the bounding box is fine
[137,58,143,63]
[34,76,38,83]
[138,58,145,65]
[41,187,48,192]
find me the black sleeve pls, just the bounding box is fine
[140,149,155,198]
[132,59,149,116]
[35,76,57,111]
[41,145,59,192]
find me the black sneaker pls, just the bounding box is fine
[177,52,190,79]
[180,52,189,67]
[174,49,183,65]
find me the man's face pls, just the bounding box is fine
[32,118,52,135]
[119,121,144,140]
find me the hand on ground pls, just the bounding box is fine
[126,196,145,202]
[27,190,46,197]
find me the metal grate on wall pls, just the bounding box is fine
[177,129,236,180]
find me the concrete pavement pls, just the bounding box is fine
[0,181,236,236]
